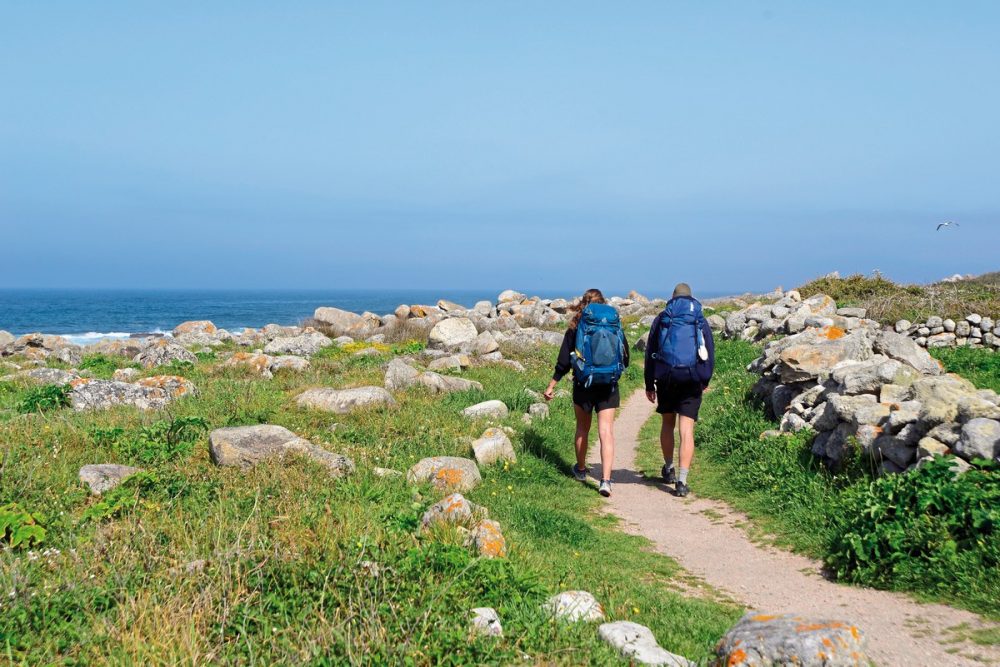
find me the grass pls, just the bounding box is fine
[932,346,1000,394]
[0,338,740,664]
[797,272,1000,323]
[635,339,1000,621]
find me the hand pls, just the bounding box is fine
[702,385,712,394]
[645,390,656,403]
[543,384,556,401]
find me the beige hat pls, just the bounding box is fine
[672,283,692,299]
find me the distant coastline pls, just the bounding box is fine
[0,287,748,340]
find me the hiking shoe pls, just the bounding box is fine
[598,480,612,497]
[573,465,588,482]
[675,481,690,498]
[661,464,676,485]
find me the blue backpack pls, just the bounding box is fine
[653,296,708,384]
[572,303,626,387]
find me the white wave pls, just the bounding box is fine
[57,330,172,346]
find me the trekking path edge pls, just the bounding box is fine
[585,388,1000,667]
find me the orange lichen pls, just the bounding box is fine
[727,648,747,665]
[434,467,464,488]
[751,614,779,622]
[821,326,846,340]
[70,378,93,388]
[822,638,834,648]
[850,626,860,640]
[475,521,507,558]
[796,621,847,633]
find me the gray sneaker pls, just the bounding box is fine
[573,465,588,482]
[598,479,612,497]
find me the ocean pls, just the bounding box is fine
[0,289,545,344]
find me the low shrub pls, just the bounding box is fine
[0,503,46,548]
[90,417,208,465]
[17,384,71,413]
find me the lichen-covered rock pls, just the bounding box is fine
[133,339,198,369]
[428,317,479,351]
[407,456,481,492]
[421,493,478,528]
[543,590,605,622]
[912,375,978,426]
[384,358,421,391]
[599,621,694,667]
[296,386,396,414]
[497,289,526,304]
[208,425,353,476]
[954,418,1000,462]
[11,367,80,385]
[873,330,942,376]
[462,400,509,420]
[417,372,484,394]
[223,352,276,377]
[714,612,868,666]
[172,320,217,336]
[469,519,507,558]
[0,330,14,350]
[270,355,310,373]
[79,464,142,494]
[263,331,332,357]
[471,428,516,466]
[313,306,364,335]
[778,329,873,383]
[528,402,549,421]
[112,367,140,382]
[470,607,503,638]
[69,376,196,411]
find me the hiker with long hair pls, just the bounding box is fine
[543,289,629,497]
[644,283,715,497]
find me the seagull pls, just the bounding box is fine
[936,221,959,231]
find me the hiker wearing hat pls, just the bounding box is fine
[543,288,629,498]
[644,283,715,497]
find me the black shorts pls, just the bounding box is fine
[573,382,620,413]
[655,380,704,420]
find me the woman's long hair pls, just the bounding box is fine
[569,288,606,330]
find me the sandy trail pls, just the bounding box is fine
[583,388,999,667]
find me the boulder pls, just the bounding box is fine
[598,621,694,667]
[407,456,481,492]
[802,294,837,317]
[421,493,478,528]
[543,591,605,622]
[172,320,217,336]
[836,307,867,318]
[917,436,950,458]
[417,372,484,394]
[912,375,977,426]
[208,424,353,476]
[0,330,14,349]
[714,612,868,667]
[927,332,957,348]
[469,519,507,558]
[223,352,276,378]
[528,403,549,421]
[873,331,942,376]
[69,376,196,411]
[926,422,962,447]
[79,464,142,494]
[428,318,479,351]
[134,339,198,369]
[313,306,364,335]
[831,357,918,396]
[296,386,396,414]
[384,358,420,391]
[436,299,467,313]
[956,395,1000,422]
[497,290,526,303]
[263,331,332,357]
[954,419,1000,462]
[12,368,79,385]
[462,400,509,420]
[471,428,517,466]
[895,320,912,333]
[270,355,310,373]
[470,608,503,638]
[777,330,873,383]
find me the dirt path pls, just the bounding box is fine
[585,388,1000,667]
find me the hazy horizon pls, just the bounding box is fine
[3,2,999,291]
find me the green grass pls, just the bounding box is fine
[636,339,1000,621]
[0,338,740,664]
[932,346,1000,394]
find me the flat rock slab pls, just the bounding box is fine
[715,612,868,667]
[407,456,481,492]
[296,386,396,414]
[264,332,332,357]
[418,372,483,394]
[598,621,694,667]
[543,591,605,622]
[69,376,196,411]
[209,424,353,477]
[79,464,142,494]
[462,400,509,420]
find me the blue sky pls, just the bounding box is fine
[1,2,998,293]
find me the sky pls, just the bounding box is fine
[1,1,998,294]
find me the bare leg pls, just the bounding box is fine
[596,407,616,480]
[678,414,696,470]
[659,412,677,466]
[573,404,593,472]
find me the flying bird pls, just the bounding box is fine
[936,221,959,231]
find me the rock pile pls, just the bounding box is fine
[719,291,880,342]
[894,313,999,350]
[750,323,1000,473]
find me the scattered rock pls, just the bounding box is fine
[714,612,868,667]
[954,418,1000,462]
[469,519,507,558]
[385,358,421,391]
[296,386,396,414]
[428,318,479,351]
[208,424,353,476]
[134,339,198,369]
[421,493,477,528]
[407,456,482,492]
[471,428,516,466]
[263,331,332,357]
[313,306,364,335]
[543,591,605,622]
[172,320,217,336]
[79,464,142,494]
[470,608,503,638]
[598,621,694,667]
[373,467,403,478]
[111,367,140,382]
[69,376,196,411]
[527,402,549,421]
[462,400,509,420]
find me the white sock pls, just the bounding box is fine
[678,467,690,484]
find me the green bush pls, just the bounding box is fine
[828,457,1000,615]
[79,354,137,379]
[91,416,208,465]
[0,503,46,548]
[17,384,71,413]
